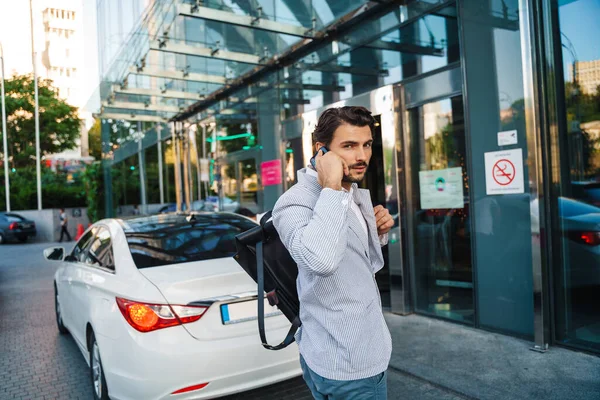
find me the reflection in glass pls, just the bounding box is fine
[553,0,600,353]
[221,163,238,202]
[284,137,304,190]
[407,96,473,323]
[239,159,259,212]
[144,144,161,204]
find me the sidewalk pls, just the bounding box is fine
[385,313,600,400]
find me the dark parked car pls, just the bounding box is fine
[0,213,37,244]
[571,181,600,208]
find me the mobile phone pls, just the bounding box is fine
[310,146,328,169]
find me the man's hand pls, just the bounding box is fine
[374,205,393,236]
[315,149,349,191]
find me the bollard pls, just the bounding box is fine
[75,224,85,241]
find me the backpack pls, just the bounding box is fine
[234,210,301,350]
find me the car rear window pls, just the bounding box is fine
[4,214,25,222]
[120,214,257,269]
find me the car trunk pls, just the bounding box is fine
[10,219,36,235]
[139,257,291,341]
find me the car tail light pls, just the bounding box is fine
[116,297,208,333]
[172,383,209,395]
[9,222,17,230]
[569,231,600,246]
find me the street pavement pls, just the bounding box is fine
[0,242,466,400]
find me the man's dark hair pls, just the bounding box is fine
[312,106,375,147]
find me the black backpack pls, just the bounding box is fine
[234,211,301,350]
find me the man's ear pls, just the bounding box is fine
[315,142,326,152]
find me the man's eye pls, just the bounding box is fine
[365,143,372,148]
[344,145,353,149]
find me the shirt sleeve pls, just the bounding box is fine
[273,188,352,277]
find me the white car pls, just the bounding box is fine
[44,212,301,400]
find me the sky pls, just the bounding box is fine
[0,0,100,119]
[558,0,600,78]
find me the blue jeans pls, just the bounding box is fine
[299,355,388,400]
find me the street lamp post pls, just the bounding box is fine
[29,0,42,210]
[0,43,10,211]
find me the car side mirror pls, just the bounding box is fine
[44,247,65,261]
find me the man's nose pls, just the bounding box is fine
[356,147,367,162]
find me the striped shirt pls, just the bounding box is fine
[305,167,388,246]
[273,168,392,381]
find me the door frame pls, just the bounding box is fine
[394,64,469,319]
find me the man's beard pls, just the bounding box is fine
[342,162,368,183]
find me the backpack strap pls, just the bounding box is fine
[259,209,273,226]
[256,238,299,350]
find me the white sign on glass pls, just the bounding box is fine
[419,167,464,210]
[497,129,518,146]
[484,148,525,195]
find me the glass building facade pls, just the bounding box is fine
[94,0,600,354]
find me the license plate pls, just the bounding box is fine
[21,224,32,229]
[220,298,282,325]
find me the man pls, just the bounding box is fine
[273,106,394,399]
[58,208,72,242]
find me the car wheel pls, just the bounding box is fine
[0,233,4,244]
[54,284,69,334]
[89,331,109,400]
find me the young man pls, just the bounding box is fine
[273,106,394,399]
[58,208,72,242]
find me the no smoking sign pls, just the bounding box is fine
[484,149,524,195]
[492,159,516,186]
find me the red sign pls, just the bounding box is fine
[492,159,515,186]
[261,159,282,186]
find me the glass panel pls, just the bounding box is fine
[461,0,534,337]
[406,96,473,323]
[164,138,176,205]
[284,137,304,189]
[239,158,259,212]
[145,144,161,205]
[221,162,238,205]
[553,0,600,353]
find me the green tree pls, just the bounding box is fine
[87,118,102,160]
[1,74,82,168]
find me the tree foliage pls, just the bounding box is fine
[0,166,86,210]
[87,118,102,160]
[1,74,81,168]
